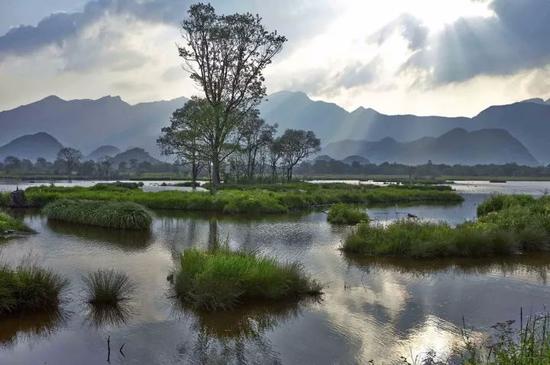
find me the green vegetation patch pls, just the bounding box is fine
[174,248,321,311]
[0,264,67,317]
[0,212,32,235]
[17,182,462,215]
[43,199,152,230]
[327,204,369,225]
[343,194,550,258]
[83,270,135,306]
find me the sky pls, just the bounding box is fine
[0,0,549,116]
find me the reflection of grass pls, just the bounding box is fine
[0,263,67,317]
[327,204,369,225]
[47,220,153,251]
[84,301,133,328]
[43,199,152,230]
[0,310,68,348]
[345,253,550,281]
[174,248,321,311]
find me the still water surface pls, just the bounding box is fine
[0,181,549,364]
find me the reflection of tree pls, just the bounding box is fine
[208,218,219,250]
[344,253,550,283]
[0,310,68,348]
[175,300,312,364]
[47,220,153,252]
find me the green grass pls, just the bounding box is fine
[10,182,463,215]
[82,270,135,306]
[174,248,321,311]
[343,195,550,258]
[43,199,152,230]
[327,204,369,225]
[0,264,68,316]
[0,212,32,234]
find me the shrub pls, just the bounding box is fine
[174,248,321,311]
[477,194,535,217]
[0,264,67,316]
[82,270,135,306]
[43,199,152,230]
[327,204,369,225]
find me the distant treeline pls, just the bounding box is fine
[296,159,550,178]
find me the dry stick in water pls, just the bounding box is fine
[119,343,126,358]
[107,335,111,363]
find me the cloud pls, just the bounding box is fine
[404,0,550,84]
[369,14,429,51]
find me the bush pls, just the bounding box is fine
[43,199,152,230]
[174,248,321,311]
[477,194,535,217]
[327,204,369,225]
[82,270,135,306]
[0,264,67,316]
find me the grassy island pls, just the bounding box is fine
[0,212,32,237]
[43,199,152,230]
[327,204,369,225]
[9,182,463,215]
[174,248,321,311]
[0,264,67,317]
[343,194,550,258]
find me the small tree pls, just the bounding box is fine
[57,148,82,175]
[239,110,277,181]
[279,129,321,181]
[158,98,206,187]
[178,3,286,191]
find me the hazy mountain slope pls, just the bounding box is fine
[0,95,187,157]
[110,148,161,167]
[0,132,63,161]
[323,128,539,166]
[86,145,121,161]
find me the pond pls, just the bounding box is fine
[1,182,550,364]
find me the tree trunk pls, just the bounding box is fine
[191,159,198,190]
[211,156,221,194]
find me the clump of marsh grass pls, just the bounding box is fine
[174,248,322,311]
[327,203,369,225]
[43,199,152,230]
[82,270,135,306]
[0,263,68,316]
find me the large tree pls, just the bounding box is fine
[178,3,286,191]
[279,129,321,181]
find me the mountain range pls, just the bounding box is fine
[323,128,538,166]
[0,91,549,165]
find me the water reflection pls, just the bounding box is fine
[84,302,135,329]
[344,254,550,283]
[0,310,69,348]
[47,220,153,251]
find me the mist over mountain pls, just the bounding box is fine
[323,128,539,166]
[0,132,63,161]
[1,91,550,165]
[86,145,121,161]
[110,148,161,167]
[260,91,550,163]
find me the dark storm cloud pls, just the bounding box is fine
[405,0,550,84]
[0,0,192,59]
[369,14,428,51]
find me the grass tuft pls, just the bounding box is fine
[43,199,152,230]
[174,248,321,311]
[82,270,135,306]
[327,203,369,225]
[0,212,32,235]
[0,264,68,316]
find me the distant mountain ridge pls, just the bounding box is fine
[0,132,63,161]
[87,145,121,161]
[1,91,550,164]
[323,128,539,166]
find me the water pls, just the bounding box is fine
[0,181,550,364]
[0,179,208,192]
